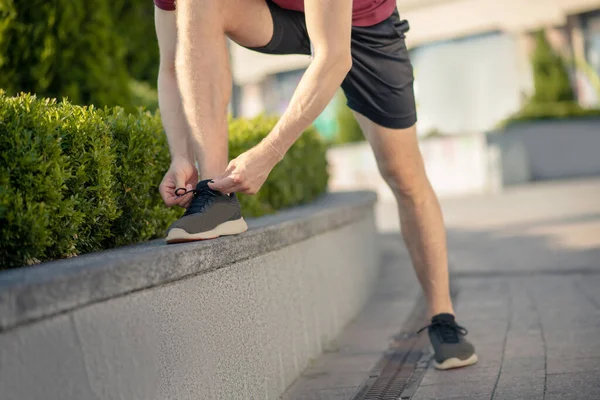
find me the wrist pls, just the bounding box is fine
[262,136,285,162]
[171,153,194,165]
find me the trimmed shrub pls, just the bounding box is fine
[0,92,119,266]
[0,0,132,108]
[228,115,329,217]
[101,108,181,248]
[0,94,329,269]
[502,101,600,126]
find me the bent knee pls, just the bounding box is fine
[379,162,430,201]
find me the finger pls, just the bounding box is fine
[160,184,177,207]
[173,172,188,192]
[208,176,237,193]
[180,197,193,209]
[226,185,246,195]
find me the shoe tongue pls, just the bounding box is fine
[431,313,455,324]
[195,179,220,195]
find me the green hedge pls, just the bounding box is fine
[503,102,600,125]
[0,0,133,109]
[0,92,329,269]
[229,116,329,216]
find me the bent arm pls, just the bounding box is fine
[267,0,353,154]
[154,6,194,161]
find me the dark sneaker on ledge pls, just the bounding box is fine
[166,179,248,244]
[418,313,478,370]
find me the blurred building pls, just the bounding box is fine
[229,0,600,136]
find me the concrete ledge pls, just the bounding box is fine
[0,191,380,400]
[489,118,600,182]
[0,192,376,332]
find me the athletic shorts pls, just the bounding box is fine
[246,0,417,129]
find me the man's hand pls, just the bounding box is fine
[159,158,199,208]
[208,139,281,195]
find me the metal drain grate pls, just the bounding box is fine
[351,297,433,400]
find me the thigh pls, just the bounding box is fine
[154,0,276,51]
[241,0,311,55]
[222,0,276,48]
[342,9,417,130]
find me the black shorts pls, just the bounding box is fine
[246,1,417,129]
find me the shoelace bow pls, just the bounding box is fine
[417,320,468,344]
[175,186,217,216]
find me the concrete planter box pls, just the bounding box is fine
[488,118,600,183]
[0,192,379,400]
[327,134,499,201]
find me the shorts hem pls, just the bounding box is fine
[246,1,281,53]
[347,102,417,130]
[154,0,176,11]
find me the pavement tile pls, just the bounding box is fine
[420,365,499,386]
[287,372,367,392]
[501,357,546,375]
[413,396,490,400]
[492,388,544,400]
[546,357,600,375]
[411,380,494,400]
[280,386,359,400]
[470,346,504,368]
[286,181,600,400]
[303,352,381,375]
[492,373,545,400]
[546,371,600,400]
[545,343,600,360]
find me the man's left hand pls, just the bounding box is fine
[208,139,282,195]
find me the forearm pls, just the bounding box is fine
[158,67,194,161]
[268,56,351,153]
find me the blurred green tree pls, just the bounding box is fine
[111,0,160,86]
[531,30,575,103]
[0,0,133,108]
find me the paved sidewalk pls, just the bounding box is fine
[281,178,600,400]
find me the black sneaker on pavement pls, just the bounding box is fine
[418,313,478,370]
[165,179,248,244]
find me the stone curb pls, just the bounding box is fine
[0,191,377,332]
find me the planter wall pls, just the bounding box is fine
[488,118,600,182]
[327,134,498,201]
[0,192,379,400]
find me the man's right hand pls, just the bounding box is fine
[159,158,199,208]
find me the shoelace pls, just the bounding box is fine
[417,320,468,344]
[175,185,218,216]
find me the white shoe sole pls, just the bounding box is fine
[165,218,248,244]
[434,353,478,370]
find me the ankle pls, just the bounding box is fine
[427,305,455,319]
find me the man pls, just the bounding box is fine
[154,0,477,370]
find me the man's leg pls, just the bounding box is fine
[173,0,274,178]
[353,114,477,369]
[352,115,453,318]
[162,0,277,243]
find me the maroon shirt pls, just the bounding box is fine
[154,0,395,27]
